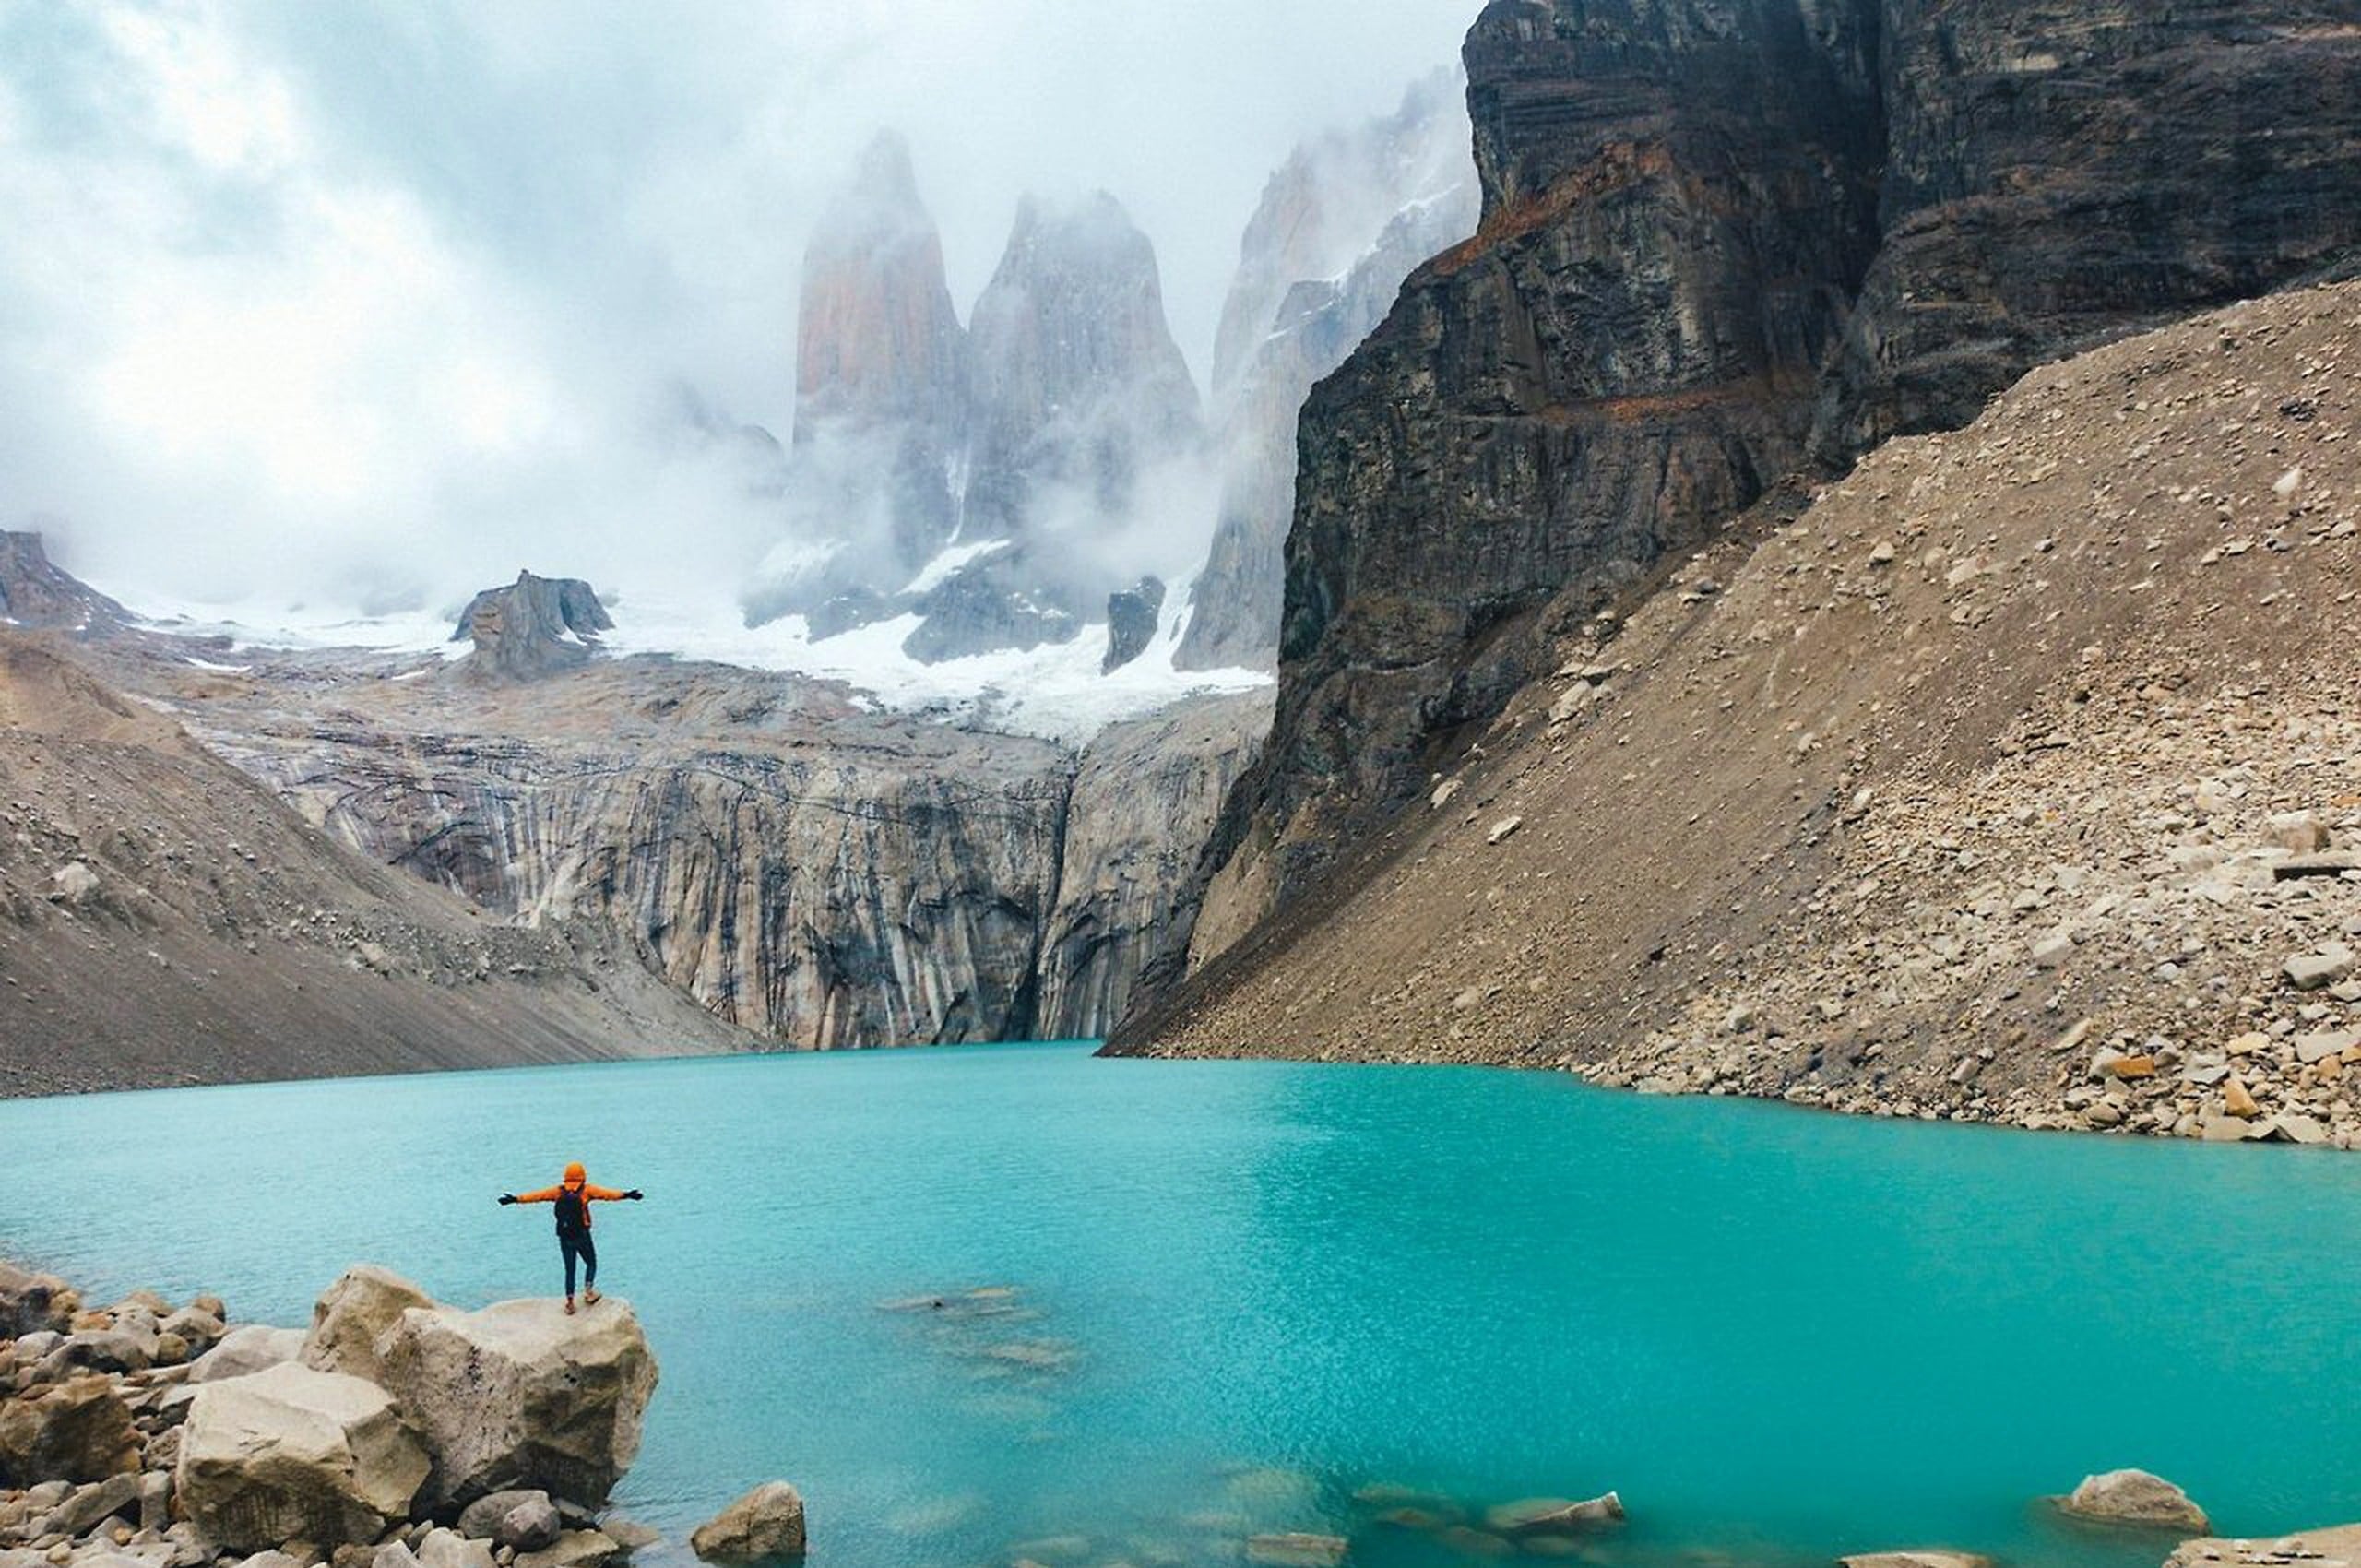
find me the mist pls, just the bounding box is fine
[0,0,1477,623]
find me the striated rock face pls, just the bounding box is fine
[1176,0,2361,970]
[452,574,613,683]
[1038,690,1271,1039]
[0,635,749,1099]
[1179,73,1479,671]
[183,657,1258,1051]
[0,533,128,634]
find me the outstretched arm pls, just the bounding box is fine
[506,1185,563,1204]
[584,1184,644,1201]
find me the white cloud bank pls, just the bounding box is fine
[0,0,1474,682]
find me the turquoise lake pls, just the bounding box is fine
[3,1041,2357,1568]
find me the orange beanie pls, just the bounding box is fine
[563,1161,586,1185]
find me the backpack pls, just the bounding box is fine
[554,1186,590,1234]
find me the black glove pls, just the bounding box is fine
[623,1190,644,1201]
[497,1194,518,1206]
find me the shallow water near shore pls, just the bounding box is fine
[5,1042,2358,1568]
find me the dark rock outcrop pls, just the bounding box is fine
[0,533,128,634]
[452,573,612,683]
[1178,74,1479,671]
[1813,2,2361,459]
[1171,0,2361,975]
[1101,576,1166,673]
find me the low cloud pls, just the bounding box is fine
[0,0,1475,620]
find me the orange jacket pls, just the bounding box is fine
[515,1182,625,1228]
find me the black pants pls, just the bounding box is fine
[559,1229,597,1295]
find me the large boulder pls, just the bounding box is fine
[2058,1469,2211,1532]
[177,1361,429,1550]
[302,1267,433,1385]
[690,1482,806,1563]
[0,1265,76,1338]
[1841,1555,1993,1568]
[0,1375,141,1484]
[374,1299,656,1509]
[189,1326,306,1384]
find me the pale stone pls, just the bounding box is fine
[176,1362,428,1550]
[690,1483,806,1563]
[374,1300,655,1510]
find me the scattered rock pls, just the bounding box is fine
[1487,817,1524,846]
[690,1482,806,1564]
[457,1493,557,1553]
[2165,1523,2361,1566]
[2284,945,2357,991]
[511,1531,623,1568]
[414,1530,494,1568]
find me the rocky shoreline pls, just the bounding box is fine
[0,1263,798,1568]
[7,1259,2356,1568]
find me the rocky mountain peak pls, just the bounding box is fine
[967,191,1201,459]
[451,571,613,682]
[0,531,130,634]
[792,130,966,439]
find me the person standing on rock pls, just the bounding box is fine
[498,1161,643,1314]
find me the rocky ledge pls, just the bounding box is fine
[0,1261,793,1568]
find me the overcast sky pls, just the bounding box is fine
[0,0,1477,615]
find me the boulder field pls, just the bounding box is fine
[0,1262,800,1568]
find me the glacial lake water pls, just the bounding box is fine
[4,1041,2358,1568]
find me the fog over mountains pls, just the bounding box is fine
[0,1,1477,721]
[737,75,1476,676]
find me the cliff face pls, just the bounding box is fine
[1037,689,1270,1039]
[1813,2,2361,457]
[908,194,1204,663]
[1177,75,1479,672]
[150,654,1259,1051]
[1178,0,2361,974]
[752,141,1206,670]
